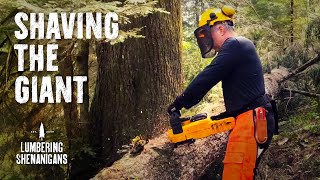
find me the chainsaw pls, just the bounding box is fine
[167,112,235,146]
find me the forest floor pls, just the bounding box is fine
[258,111,320,180]
[199,109,320,180]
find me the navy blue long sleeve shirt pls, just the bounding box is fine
[175,36,265,113]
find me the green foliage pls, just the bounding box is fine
[182,40,209,87]
[306,17,320,52]
[0,0,167,44]
[109,28,145,45]
[296,111,320,135]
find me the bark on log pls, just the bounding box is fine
[92,133,229,180]
[265,54,320,99]
[92,58,319,179]
[264,67,289,99]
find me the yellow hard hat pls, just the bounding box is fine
[198,5,236,27]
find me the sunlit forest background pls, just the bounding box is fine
[0,0,319,179]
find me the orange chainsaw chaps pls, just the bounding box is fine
[222,110,257,180]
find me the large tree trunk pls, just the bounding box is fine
[90,0,182,166]
[70,40,93,180]
[59,41,92,180]
[75,40,90,128]
[59,44,79,179]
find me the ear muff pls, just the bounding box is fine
[221,5,236,17]
[207,13,217,25]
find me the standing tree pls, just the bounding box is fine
[90,0,183,165]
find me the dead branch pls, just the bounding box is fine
[280,54,320,83]
[282,88,320,98]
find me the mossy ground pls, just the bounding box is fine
[258,111,320,180]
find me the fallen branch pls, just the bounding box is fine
[280,54,320,83]
[282,88,320,98]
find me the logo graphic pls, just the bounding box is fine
[39,122,45,140]
[30,122,54,141]
[17,122,68,165]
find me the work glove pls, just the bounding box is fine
[168,103,183,134]
[167,100,182,116]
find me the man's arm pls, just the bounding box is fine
[172,39,241,110]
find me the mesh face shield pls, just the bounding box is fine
[194,25,217,58]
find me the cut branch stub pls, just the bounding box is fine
[264,67,289,99]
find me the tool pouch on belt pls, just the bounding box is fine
[253,107,268,144]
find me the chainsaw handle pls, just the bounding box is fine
[170,112,190,122]
[170,112,191,134]
[170,111,180,118]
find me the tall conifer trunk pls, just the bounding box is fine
[90,0,182,165]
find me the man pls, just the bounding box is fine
[168,6,276,180]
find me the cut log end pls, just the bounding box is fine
[264,67,290,99]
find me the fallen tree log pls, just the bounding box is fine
[92,133,229,180]
[264,67,289,99]
[92,55,319,180]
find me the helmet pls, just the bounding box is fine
[194,6,236,58]
[198,6,236,27]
